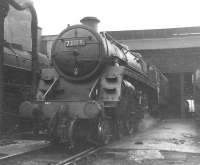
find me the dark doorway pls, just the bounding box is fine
[166,73,181,118]
[165,73,194,118]
[184,73,194,118]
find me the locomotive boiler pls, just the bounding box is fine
[20,17,168,147]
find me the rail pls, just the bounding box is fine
[56,147,101,165]
[0,141,50,161]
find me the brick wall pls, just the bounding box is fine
[138,47,200,73]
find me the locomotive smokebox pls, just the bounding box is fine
[80,17,100,32]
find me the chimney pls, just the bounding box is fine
[80,17,100,32]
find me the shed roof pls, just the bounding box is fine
[107,26,200,40]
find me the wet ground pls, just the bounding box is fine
[92,118,200,165]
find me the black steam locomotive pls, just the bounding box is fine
[20,17,168,147]
[2,42,49,131]
[1,0,50,132]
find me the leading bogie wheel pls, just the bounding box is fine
[97,116,112,145]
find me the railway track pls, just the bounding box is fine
[56,147,101,165]
[0,141,50,161]
[0,141,101,165]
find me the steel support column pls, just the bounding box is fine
[180,73,185,118]
[0,0,9,133]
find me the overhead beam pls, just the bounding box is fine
[119,35,200,50]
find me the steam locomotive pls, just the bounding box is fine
[2,42,49,131]
[20,17,168,147]
[1,0,50,132]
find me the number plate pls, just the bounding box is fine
[64,39,86,47]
